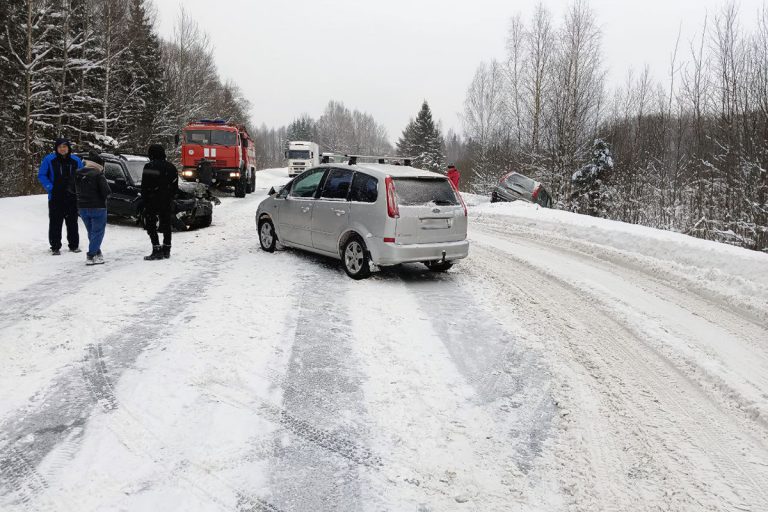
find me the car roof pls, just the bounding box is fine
[321,163,447,180]
[100,153,148,162]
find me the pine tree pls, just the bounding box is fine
[397,101,445,172]
[287,115,315,141]
[571,139,614,217]
[122,0,169,151]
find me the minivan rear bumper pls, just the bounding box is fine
[368,238,470,266]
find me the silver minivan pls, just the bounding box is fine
[256,163,470,279]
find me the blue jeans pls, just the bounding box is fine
[79,208,108,257]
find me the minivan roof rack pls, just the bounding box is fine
[345,155,413,166]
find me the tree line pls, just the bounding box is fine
[0,0,251,197]
[456,0,768,251]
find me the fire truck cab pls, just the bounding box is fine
[180,119,256,198]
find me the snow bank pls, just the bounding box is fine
[468,199,768,320]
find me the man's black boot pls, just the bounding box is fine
[144,245,163,261]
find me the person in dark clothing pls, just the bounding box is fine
[38,138,83,255]
[74,151,111,265]
[141,144,179,260]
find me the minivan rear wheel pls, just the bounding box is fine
[425,260,454,272]
[342,235,371,279]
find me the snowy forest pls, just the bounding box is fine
[0,0,252,197]
[454,1,768,251]
[1,0,766,252]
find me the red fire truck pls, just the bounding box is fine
[179,119,257,198]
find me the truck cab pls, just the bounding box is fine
[180,119,257,198]
[286,141,320,177]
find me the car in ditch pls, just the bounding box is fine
[256,158,470,279]
[490,171,553,208]
[97,153,218,230]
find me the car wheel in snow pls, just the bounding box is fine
[197,214,212,229]
[259,218,277,252]
[425,260,454,272]
[342,235,371,280]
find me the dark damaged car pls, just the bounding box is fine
[93,153,219,230]
[490,171,553,208]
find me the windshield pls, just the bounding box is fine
[393,178,459,206]
[184,129,237,146]
[288,150,310,160]
[125,161,148,184]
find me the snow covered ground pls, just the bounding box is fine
[1,168,767,511]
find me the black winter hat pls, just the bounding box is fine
[54,138,71,153]
[148,144,166,160]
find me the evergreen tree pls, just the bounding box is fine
[571,139,614,217]
[122,0,169,150]
[287,115,315,141]
[397,101,445,172]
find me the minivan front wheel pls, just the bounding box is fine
[342,235,371,279]
[259,218,277,252]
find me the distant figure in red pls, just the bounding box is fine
[446,164,460,190]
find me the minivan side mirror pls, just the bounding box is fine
[268,186,276,196]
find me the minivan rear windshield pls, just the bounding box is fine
[393,178,459,206]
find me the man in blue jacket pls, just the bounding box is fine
[38,138,83,255]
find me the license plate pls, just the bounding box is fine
[421,218,450,229]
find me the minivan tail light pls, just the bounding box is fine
[385,176,399,218]
[532,185,540,202]
[448,179,467,217]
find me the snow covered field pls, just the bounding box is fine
[1,168,767,511]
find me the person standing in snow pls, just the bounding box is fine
[38,138,83,255]
[141,144,178,261]
[73,151,111,265]
[446,164,460,190]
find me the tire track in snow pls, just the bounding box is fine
[0,247,229,509]
[469,241,768,511]
[474,223,768,434]
[395,266,556,475]
[263,256,370,512]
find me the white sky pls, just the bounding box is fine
[152,0,764,143]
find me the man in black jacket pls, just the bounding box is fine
[141,144,178,260]
[37,138,82,255]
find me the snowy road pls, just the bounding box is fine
[1,168,767,511]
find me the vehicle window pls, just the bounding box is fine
[211,130,237,146]
[288,150,310,159]
[349,172,378,203]
[184,130,210,144]
[506,173,536,191]
[125,161,147,184]
[320,169,353,200]
[183,129,237,146]
[104,162,125,181]
[393,178,458,206]
[290,169,325,198]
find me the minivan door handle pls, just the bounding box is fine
[301,206,311,213]
[332,209,347,216]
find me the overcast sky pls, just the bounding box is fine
[152,0,764,143]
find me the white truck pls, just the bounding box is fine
[285,141,320,177]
